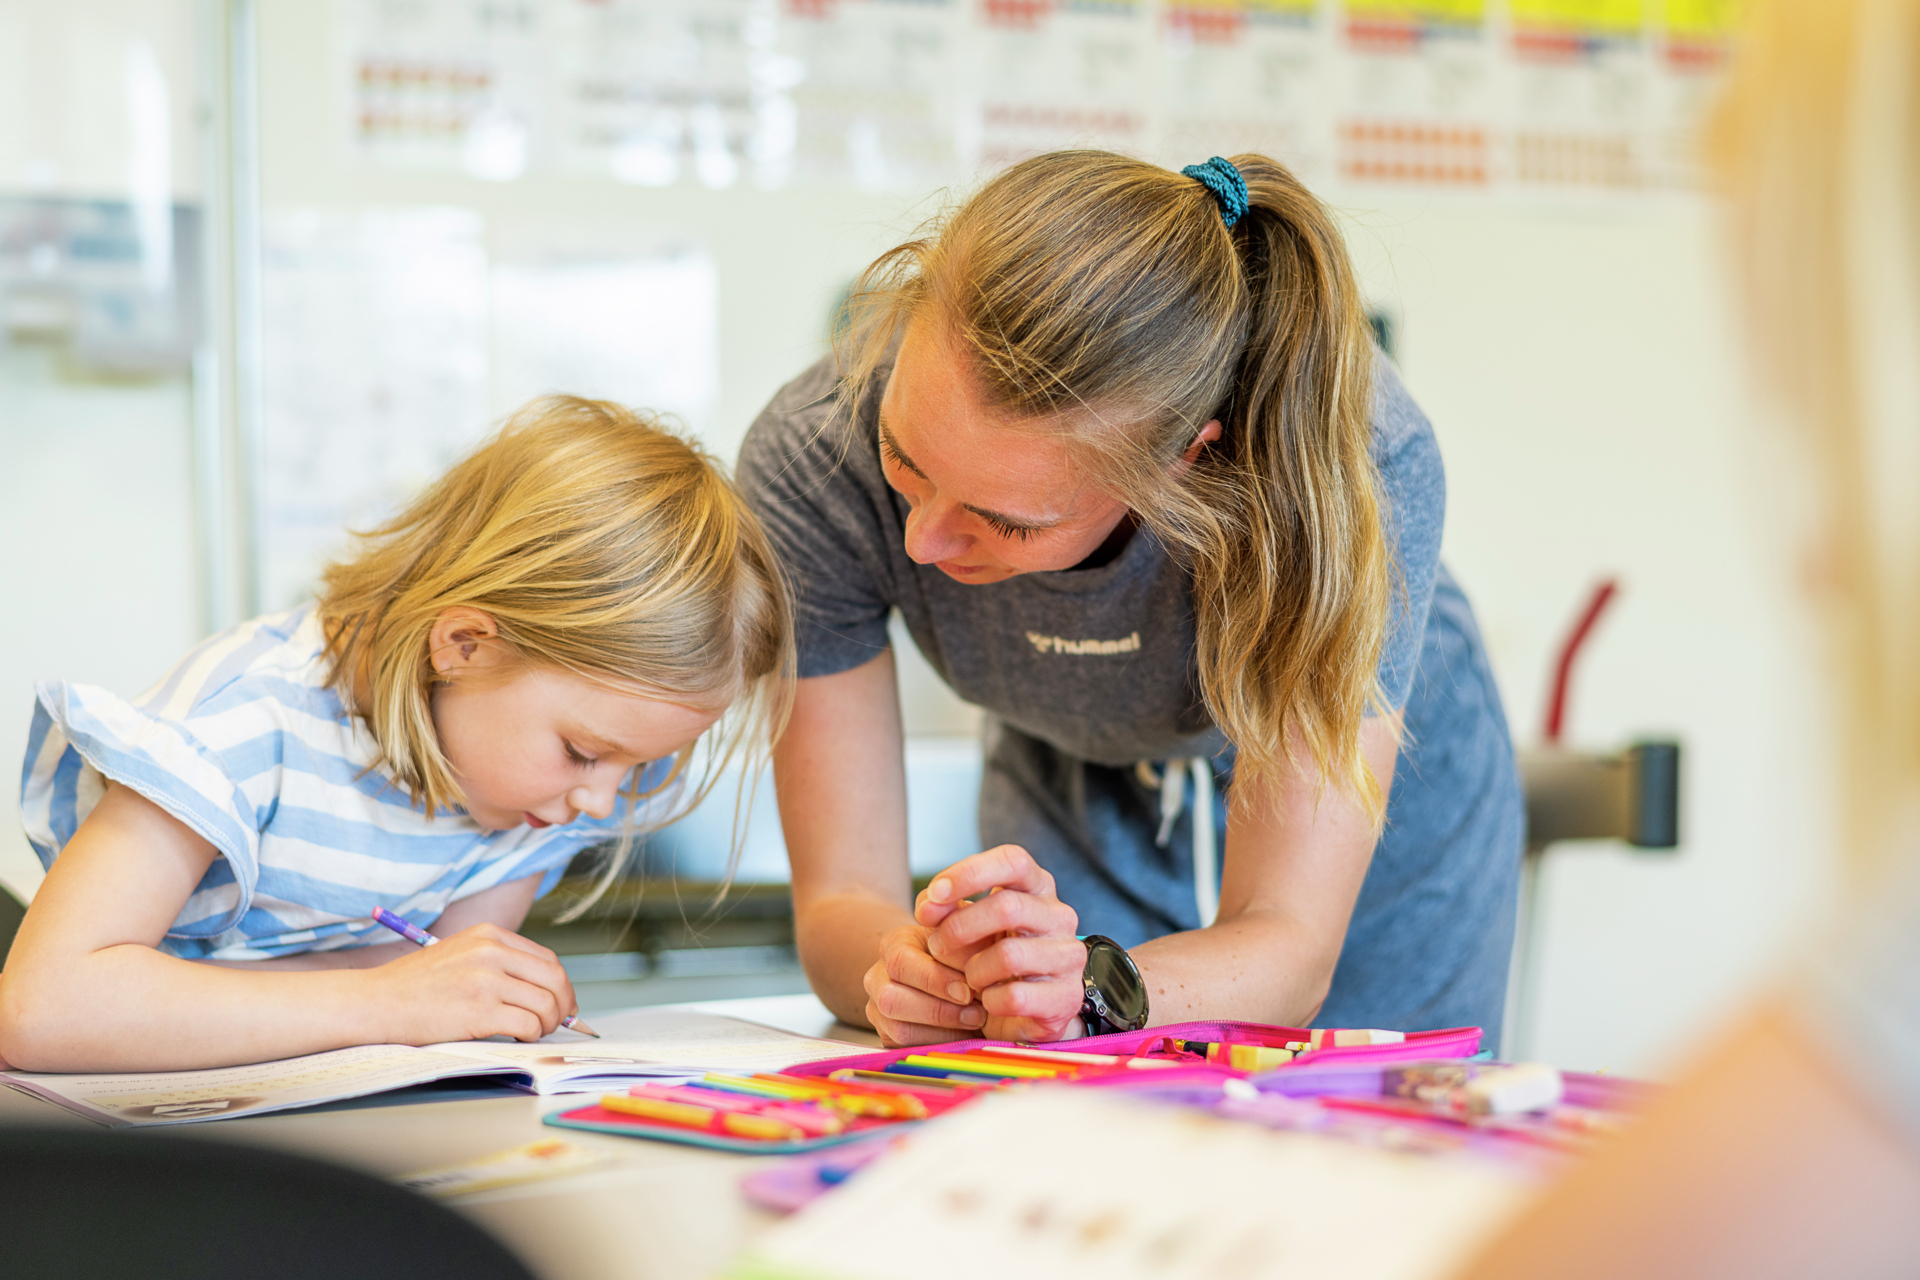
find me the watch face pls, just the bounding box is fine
[1083,938,1149,1030]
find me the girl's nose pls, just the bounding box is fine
[567,781,617,822]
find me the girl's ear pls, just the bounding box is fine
[427,607,502,675]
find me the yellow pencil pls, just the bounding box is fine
[721,1112,806,1141]
[900,1054,1063,1078]
[599,1093,806,1141]
[601,1094,715,1127]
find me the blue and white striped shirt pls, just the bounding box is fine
[18,607,672,961]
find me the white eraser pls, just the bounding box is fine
[1465,1063,1563,1115]
[1311,1029,1406,1048]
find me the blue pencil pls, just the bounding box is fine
[881,1063,1009,1083]
[369,906,599,1038]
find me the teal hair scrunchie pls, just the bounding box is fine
[1181,156,1249,229]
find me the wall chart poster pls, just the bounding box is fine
[546,0,765,189]
[1505,0,1649,193]
[336,0,1747,201]
[973,0,1156,170]
[1158,1,1330,184]
[778,0,963,190]
[344,0,550,180]
[1336,0,1495,189]
[1649,0,1741,190]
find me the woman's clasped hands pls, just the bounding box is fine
[861,845,1090,1046]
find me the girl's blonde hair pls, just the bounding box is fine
[1714,0,1920,882]
[317,395,795,916]
[840,150,1390,816]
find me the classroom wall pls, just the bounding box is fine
[0,0,1841,1079]
[1343,205,1837,1073]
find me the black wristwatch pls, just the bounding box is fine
[1078,935,1150,1038]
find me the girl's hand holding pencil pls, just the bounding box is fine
[367,915,590,1044]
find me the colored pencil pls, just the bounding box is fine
[898,1054,1066,1079]
[625,1083,846,1136]
[751,1074,933,1118]
[828,1069,978,1095]
[599,1093,808,1142]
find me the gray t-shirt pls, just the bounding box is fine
[737,351,1443,764]
[740,349,1523,1040]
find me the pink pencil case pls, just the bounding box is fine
[783,1020,1484,1079]
[548,1022,1484,1157]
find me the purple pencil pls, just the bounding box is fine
[369,906,600,1038]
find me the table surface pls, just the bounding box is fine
[0,994,883,1280]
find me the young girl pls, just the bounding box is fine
[0,395,792,1073]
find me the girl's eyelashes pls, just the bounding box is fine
[563,740,597,768]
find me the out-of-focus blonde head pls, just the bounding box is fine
[317,395,794,918]
[1716,0,1920,878]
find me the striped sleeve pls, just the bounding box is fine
[21,681,270,938]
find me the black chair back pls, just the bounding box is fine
[0,881,24,968]
[0,1126,536,1280]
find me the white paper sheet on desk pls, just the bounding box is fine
[729,1089,1536,1280]
[426,1007,867,1092]
[0,1009,866,1127]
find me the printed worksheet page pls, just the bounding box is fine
[731,1088,1534,1280]
[1,1044,507,1127]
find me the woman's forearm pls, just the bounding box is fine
[1131,906,1339,1028]
[1126,717,1404,1029]
[775,654,918,1029]
[794,890,918,1027]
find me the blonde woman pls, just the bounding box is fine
[0,397,792,1073]
[1452,1,1920,1273]
[740,152,1523,1046]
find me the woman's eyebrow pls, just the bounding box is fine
[879,421,1063,531]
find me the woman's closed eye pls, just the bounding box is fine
[981,513,1038,542]
[563,740,598,768]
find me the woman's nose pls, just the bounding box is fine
[902,498,969,564]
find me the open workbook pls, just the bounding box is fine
[0,1007,868,1128]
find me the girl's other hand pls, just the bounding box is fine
[364,922,578,1044]
[862,924,988,1047]
[916,846,1086,1044]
